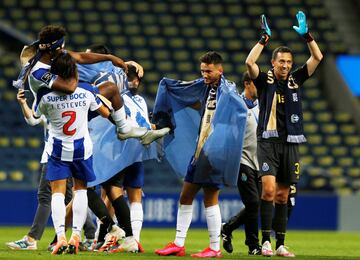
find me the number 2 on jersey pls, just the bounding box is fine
[62,111,76,136]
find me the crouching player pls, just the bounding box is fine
[33,52,112,254]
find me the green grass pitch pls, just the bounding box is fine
[1,227,360,259]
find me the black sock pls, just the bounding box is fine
[225,207,246,233]
[97,223,108,243]
[112,195,133,237]
[87,188,114,231]
[50,234,57,245]
[260,199,273,244]
[273,203,288,249]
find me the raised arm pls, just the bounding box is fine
[67,50,128,72]
[17,89,42,126]
[245,15,271,79]
[292,11,323,76]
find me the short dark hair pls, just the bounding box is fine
[50,53,77,80]
[88,44,110,54]
[127,64,139,81]
[239,71,252,91]
[199,51,223,65]
[272,46,293,60]
[38,25,66,44]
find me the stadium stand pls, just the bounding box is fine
[0,0,358,193]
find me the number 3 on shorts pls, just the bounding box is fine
[294,162,300,175]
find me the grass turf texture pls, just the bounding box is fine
[1,227,360,259]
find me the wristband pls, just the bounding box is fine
[259,34,270,46]
[302,32,313,42]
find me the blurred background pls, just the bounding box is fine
[0,0,359,230]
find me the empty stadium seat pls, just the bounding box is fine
[0,0,357,192]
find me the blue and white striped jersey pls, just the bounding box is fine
[34,83,101,162]
[28,61,58,109]
[122,90,151,130]
[77,61,128,93]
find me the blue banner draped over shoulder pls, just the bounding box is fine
[153,76,248,187]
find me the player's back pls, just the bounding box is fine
[35,83,101,161]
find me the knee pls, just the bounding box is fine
[179,193,194,205]
[261,185,275,201]
[275,191,289,204]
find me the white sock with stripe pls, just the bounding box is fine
[130,202,143,242]
[205,204,221,251]
[51,193,66,238]
[174,204,193,247]
[72,189,88,237]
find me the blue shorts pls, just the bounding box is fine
[46,155,96,182]
[184,157,223,189]
[123,162,144,188]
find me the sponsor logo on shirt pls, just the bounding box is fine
[292,93,298,102]
[41,72,53,84]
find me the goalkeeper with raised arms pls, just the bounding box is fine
[245,11,323,257]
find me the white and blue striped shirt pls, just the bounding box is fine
[34,83,101,161]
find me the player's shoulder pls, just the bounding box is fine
[135,94,146,102]
[78,82,95,93]
[30,62,56,83]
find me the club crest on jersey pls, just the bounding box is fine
[262,162,269,172]
[291,114,299,123]
[241,173,247,182]
[41,72,53,84]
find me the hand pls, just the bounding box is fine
[261,14,271,36]
[292,11,308,35]
[292,11,313,42]
[126,61,144,78]
[259,14,271,45]
[110,55,128,73]
[17,89,27,104]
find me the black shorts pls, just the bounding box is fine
[101,162,145,189]
[257,141,300,184]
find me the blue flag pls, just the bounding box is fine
[153,76,247,187]
[87,116,158,187]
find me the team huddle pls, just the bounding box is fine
[6,11,322,258]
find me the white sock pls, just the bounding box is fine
[130,202,143,242]
[205,204,221,251]
[112,106,131,133]
[51,193,66,238]
[174,204,193,247]
[95,217,101,241]
[72,189,88,237]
